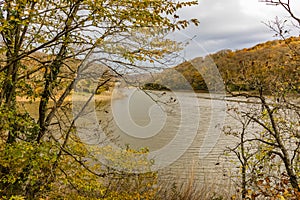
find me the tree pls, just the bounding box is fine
[225,93,300,199]
[0,0,199,198]
[224,1,300,199]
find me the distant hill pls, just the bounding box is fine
[142,36,300,93]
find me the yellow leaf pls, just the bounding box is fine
[279,195,285,200]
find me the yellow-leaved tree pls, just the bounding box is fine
[0,0,199,199]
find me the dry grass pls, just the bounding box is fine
[154,164,236,200]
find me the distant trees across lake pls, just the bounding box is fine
[145,36,300,94]
[142,83,171,91]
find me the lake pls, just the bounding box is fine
[74,88,248,187]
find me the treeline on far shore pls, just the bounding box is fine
[142,36,300,94]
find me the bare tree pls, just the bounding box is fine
[223,1,300,198]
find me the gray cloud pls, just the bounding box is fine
[171,0,298,59]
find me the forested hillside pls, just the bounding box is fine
[146,36,300,93]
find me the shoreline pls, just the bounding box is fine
[16,92,113,103]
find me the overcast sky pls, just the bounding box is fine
[171,0,300,59]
